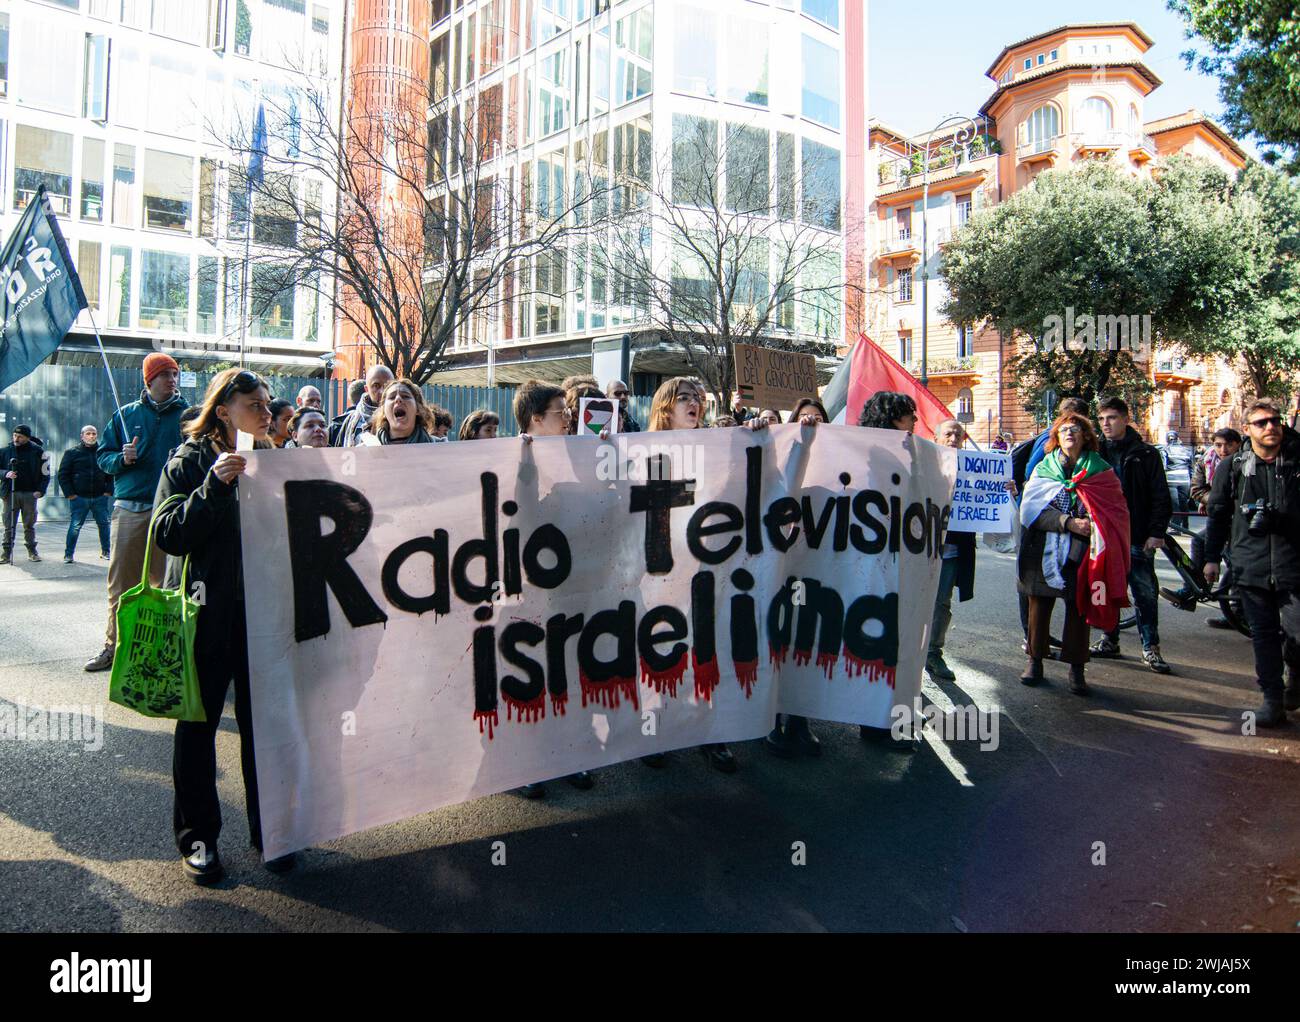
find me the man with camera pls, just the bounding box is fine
[1204,399,1300,727]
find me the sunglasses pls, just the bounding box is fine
[220,370,264,404]
[612,391,629,398]
[1248,415,1282,429]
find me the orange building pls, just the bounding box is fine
[870,22,1256,447]
[333,0,432,381]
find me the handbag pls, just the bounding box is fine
[108,493,206,722]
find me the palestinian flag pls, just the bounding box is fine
[823,333,954,437]
[1020,449,1132,632]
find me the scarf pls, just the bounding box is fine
[344,395,380,447]
[1204,449,1221,486]
[376,424,432,445]
[1021,449,1132,631]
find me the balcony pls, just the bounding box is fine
[903,355,980,380]
[1155,356,1204,384]
[1072,130,1129,156]
[1017,136,1060,166]
[1129,134,1158,164]
[877,230,919,263]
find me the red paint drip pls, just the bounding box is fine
[639,652,687,697]
[816,651,838,679]
[578,671,640,711]
[792,649,812,667]
[550,692,568,717]
[692,651,720,704]
[769,645,789,668]
[842,649,897,689]
[504,690,546,725]
[734,659,758,698]
[474,709,499,740]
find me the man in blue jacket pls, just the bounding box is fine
[84,353,187,672]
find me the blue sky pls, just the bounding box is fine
[868,0,1262,158]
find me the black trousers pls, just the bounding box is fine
[1027,594,1090,666]
[173,614,263,856]
[1237,586,1300,697]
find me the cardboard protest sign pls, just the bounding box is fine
[579,397,617,436]
[946,449,1011,532]
[734,343,818,410]
[240,426,957,857]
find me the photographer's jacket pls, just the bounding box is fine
[1204,426,1300,590]
[0,438,50,495]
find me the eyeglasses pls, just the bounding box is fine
[1248,415,1282,429]
[675,393,703,406]
[1057,425,1082,435]
[611,390,629,398]
[220,370,263,404]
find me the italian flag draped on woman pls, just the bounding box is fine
[1020,449,1132,633]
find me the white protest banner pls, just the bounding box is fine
[947,449,1011,533]
[239,426,958,857]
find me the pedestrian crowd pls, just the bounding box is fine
[3,354,1297,885]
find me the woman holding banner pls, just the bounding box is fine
[643,377,768,773]
[152,368,293,884]
[1017,412,1131,695]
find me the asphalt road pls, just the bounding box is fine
[2,520,1298,932]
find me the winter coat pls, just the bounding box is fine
[0,438,50,496]
[98,390,188,504]
[1101,425,1171,546]
[1017,494,1087,599]
[58,443,113,499]
[1204,426,1300,591]
[151,437,245,659]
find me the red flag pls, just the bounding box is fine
[842,334,954,438]
[1072,468,1132,632]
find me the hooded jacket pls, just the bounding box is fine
[1204,426,1300,591]
[1,437,50,495]
[98,390,188,505]
[1101,425,1171,546]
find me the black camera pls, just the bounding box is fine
[1240,499,1279,538]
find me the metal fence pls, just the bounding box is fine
[1,364,655,520]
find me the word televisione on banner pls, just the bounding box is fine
[946,450,1011,533]
[239,425,958,857]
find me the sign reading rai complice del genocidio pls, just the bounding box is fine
[240,425,959,857]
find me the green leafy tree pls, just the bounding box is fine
[1169,0,1300,172]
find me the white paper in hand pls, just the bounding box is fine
[236,430,256,452]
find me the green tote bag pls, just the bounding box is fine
[108,493,206,722]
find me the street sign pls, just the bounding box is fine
[179,370,198,389]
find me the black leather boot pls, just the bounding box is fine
[1019,657,1043,686]
[1069,664,1089,696]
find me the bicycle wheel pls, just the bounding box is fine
[1116,612,1138,630]
[1218,597,1251,637]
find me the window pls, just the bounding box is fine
[1036,53,1044,66]
[1079,97,1113,134]
[139,250,190,331]
[727,17,769,106]
[228,164,248,236]
[801,139,840,230]
[1024,104,1059,152]
[197,256,219,334]
[464,12,476,86]
[801,0,838,30]
[672,114,717,206]
[430,32,449,103]
[539,0,569,42]
[671,234,712,319]
[0,14,9,98]
[312,4,328,34]
[536,150,565,224]
[14,126,74,215]
[479,83,503,155]
[77,241,102,310]
[539,48,568,136]
[1049,49,1058,61]
[615,8,652,104]
[534,249,565,334]
[733,238,770,321]
[81,139,105,222]
[153,0,205,45]
[898,332,912,362]
[956,193,972,225]
[112,144,136,227]
[726,125,769,213]
[674,5,716,98]
[251,264,295,339]
[801,35,839,127]
[1023,58,1031,71]
[613,115,651,195]
[253,173,297,246]
[592,27,609,115]
[896,208,911,240]
[143,150,193,233]
[108,245,132,329]
[83,34,110,120]
[956,388,973,419]
[802,250,839,337]
[777,132,795,221]
[199,159,218,238]
[15,13,81,115]
[1128,103,1140,136]
[957,326,972,357]
[208,0,228,49]
[234,0,253,56]
[481,0,505,74]
[898,268,912,303]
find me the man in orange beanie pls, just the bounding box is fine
[84,352,188,672]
